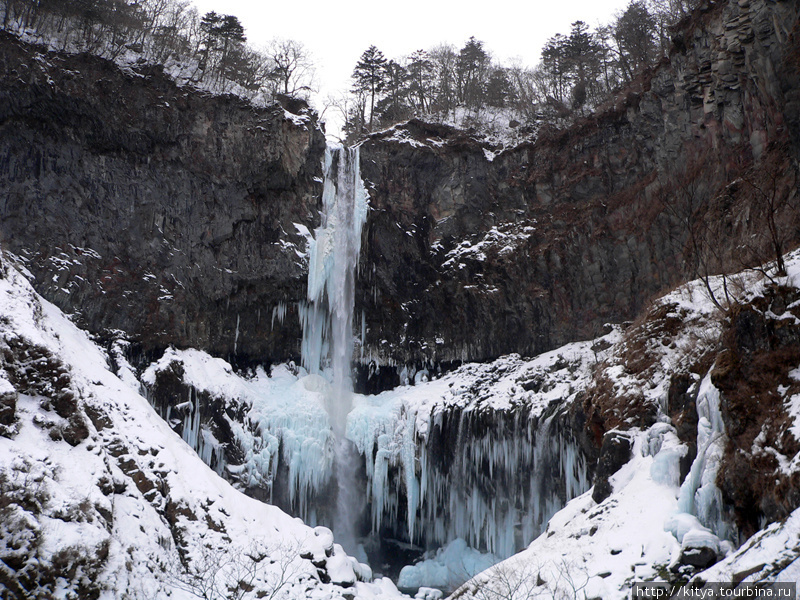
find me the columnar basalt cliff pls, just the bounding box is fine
[0,32,327,365]
[1,2,799,589]
[356,0,800,372]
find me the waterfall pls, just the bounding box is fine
[300,145,368,551]
[301,145,368,434]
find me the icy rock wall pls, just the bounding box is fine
[676,373,732,541]
[354,0,800,368]
[349,401,590,558]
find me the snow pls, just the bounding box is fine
[5,241,800,598]
[0,256,408,599]
[6,22,311,130]
[451,425,684,600]
[448,250,800,599]
[376,107,536,150]
[345,340,613,557]
[440,224,536,270]
[675,373,732,542]
[144,350,336,523]
[140,329,613,561]
[692,506,800,584]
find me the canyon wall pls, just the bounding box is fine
[356,0,800,372]
[0,32,326,365]
[0,0,798,378]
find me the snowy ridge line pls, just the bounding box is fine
[0,254,407,599]
[369,108,539,153]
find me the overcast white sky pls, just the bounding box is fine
[191,0,632,130]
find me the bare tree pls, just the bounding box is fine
[156,540,301,600]
[264,38,316,97]
[467,560,545,600]
[656,164,734,312]
[452,557,589,600]
[740,158,799,278]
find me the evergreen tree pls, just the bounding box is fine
[198,11,245,81]
[613,1,657,82]
[406,49,433,112]
[565,21,603,109]
[379,60,410,124]
[352,45,387,132]
[541,33,569,105]
[456,36,489,108]
[428,44,458,117]
[486,67,513,107]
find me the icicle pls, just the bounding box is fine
[271,302,288,330]
[351,397,590,559]
[234,314,240,355]
[676,372,733,540]
[294,145,369,553]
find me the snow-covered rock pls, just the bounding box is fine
[0,256,407,599]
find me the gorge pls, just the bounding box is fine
[1,0,800,597]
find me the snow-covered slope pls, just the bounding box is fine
[450,254,800,599]
[4,243,800,598]
[0,255,404,599]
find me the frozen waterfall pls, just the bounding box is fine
[300,145,369,553]
[300,145,368,437]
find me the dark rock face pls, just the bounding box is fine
[712,285,800,538]
[356,0,800,367]
[0,32,327,365]
[680,545,719,570]
[591,431,633,504]
[667,372,699,481]
[1,0,798,376]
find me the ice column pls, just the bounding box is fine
[300,145,368,554]
[676,372,734,540]
[301,145,368,436]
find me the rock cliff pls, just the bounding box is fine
[356,0,800,374]
[1,0,797,378]
[0,32,326,365]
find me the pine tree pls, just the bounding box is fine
[613,1,657,83]
[198,11,245,82]
[456,36,489,108]
[565,21,601,109]
[380,60,410,124]
[486,67,513,107]
[352,45,387,132]
[406,50,433,112]
[541,33,569,105]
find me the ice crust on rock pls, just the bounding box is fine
[346,346,601,557]
[673,373,733,544]
[142,340,603,559]
[397,538,498,592]
[0,255,412,599]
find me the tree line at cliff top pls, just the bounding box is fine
[3,0,697,139]
[1,0,316,100]
[338,0,700,141]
